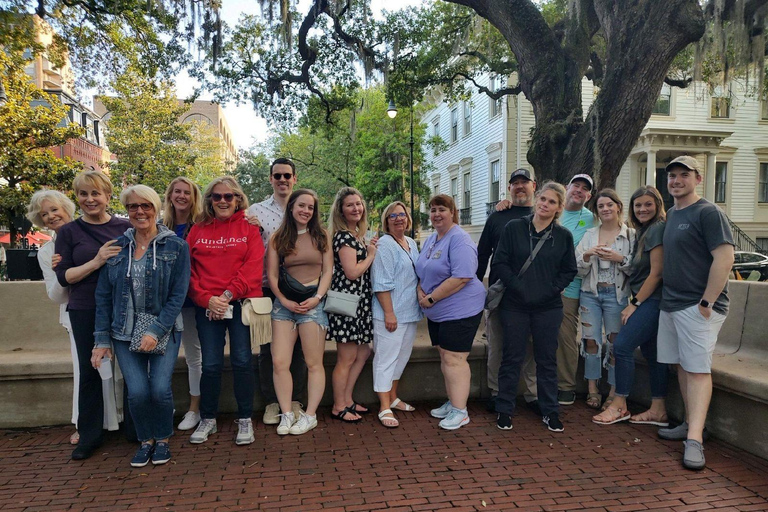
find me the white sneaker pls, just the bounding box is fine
[430,401,453,419]
[438,408,470,430]
[235,418,255,445]
[291,401,305,418]
[177,411,201,431]
[289,412,318,435]
[263,403,280,425]
[189,418,217,444]
[276,411,295,436]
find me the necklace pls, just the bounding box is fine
[297,228,307,235]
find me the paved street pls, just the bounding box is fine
[2,401,767,511]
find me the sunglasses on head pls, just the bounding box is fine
[126,203,154,213]
[272,172,294,181]
[211,193,238,202]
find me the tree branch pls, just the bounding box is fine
[664,76,693,88]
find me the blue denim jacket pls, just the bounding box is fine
[94,224,190,348]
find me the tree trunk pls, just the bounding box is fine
[449,0,706,188]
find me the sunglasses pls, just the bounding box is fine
[388,212,407,220]
[211,193,238,202]
[272,173,294,181]
[126,203,154,213]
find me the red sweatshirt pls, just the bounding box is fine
[187,209,264,308]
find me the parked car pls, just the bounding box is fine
[732,251,768,281]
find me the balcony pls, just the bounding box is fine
[459,207,471,226]
[486,201,500,217]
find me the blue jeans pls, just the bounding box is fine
[497,307,563,418]
[614,298,668,398]
[196,302,254,419]
[579,287,627,386]
[113,331,181,442]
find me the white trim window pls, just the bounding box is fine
[489,75,504,118]
[653,84,671,115]
[759,163,768,203]
[450,107,459,143]
[711,86,731,119]
[463,102,472,136]
[463,172,471,208]
[490,159,501,202]
[715,161,727,203]
[451,177,459,205]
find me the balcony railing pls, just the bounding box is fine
[459,207,472,225]
[485,201,500,217]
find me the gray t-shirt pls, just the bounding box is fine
[629,221,665,300]
[131,253,148,312]
[661,199,734,314]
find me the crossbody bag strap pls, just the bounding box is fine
[518,228,551,278]
[387,234,417,271]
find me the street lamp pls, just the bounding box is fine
[386,100,415,239]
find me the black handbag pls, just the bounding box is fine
[278,255,319,303]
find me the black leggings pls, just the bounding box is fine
[68,309,104,448]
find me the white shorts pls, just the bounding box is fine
[657,304,726,373]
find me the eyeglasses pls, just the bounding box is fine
[211,193,238,202]
[272,173,294,181]
[126,203,154,213]
[388,212,407,220]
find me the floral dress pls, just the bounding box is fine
[326,230,373,344]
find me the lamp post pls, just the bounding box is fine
[387,100,415,239]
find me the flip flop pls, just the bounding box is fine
[378,409,399,428]
[331,406,362,423]
[586,393,602,409]
[592,407,630,425]
[351,402,370,415]
[390,398,416,412]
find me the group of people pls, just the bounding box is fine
[28,153,732,472]
[478,157,733,471]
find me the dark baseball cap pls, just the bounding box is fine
[568,174,594,190]
[509,168,533,183]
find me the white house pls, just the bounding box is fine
[421,74,768,253]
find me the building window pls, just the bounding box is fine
[711,86,731,118]
[433,184,440,197]
[757,238,768,252]
[463,172,471,207]
[762,97,768,120]
[463,102,471,136]
[715,162,728,203]
[451,177,459,205]
[432,119,440,138]
[653,84,671,115]
[490,160,500,202]
[760,163,768,203]
[450,107,458,143]
[489,75,504,118]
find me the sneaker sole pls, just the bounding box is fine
[439,417,470,431]
[558,399,575,405]
[130,460,150,468]
[263,416,280,425]
[152,457,171,465]
[683,459,706,470]
[496,424,513,431]
[235,435,255,445]
[189,426,217,444]
[547,425,565,432]
[289,423,317,435]
[630,419,669,427]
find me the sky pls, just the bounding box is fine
[174,0,418,152]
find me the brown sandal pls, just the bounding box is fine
[586,393,602,409]
[592,407,630,425]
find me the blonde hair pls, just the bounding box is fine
[200,176,249,224]
[535,181,566,221]
[163,177,202,234]
[329,187,368,237]
[72,170,113,197]
[26,190,76,228]
[120,184,162,215]
[427,194,459,224]
[380,201,412,235]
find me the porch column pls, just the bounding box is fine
[705,152,717,202]
[646,150,657,186]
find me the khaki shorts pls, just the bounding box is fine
[657,304,726,373]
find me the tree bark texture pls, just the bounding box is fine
[448,0,705,188]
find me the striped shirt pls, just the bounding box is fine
[371,234,423,323]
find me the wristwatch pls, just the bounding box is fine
[630,297,642,307]
[315,293,324,300]
[427,296,435,304]
[222,289,233,301]
[699,299,713,309]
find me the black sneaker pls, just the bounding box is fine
[525,400,541,416]
[486,395,497,412]
[496,413,513,430]
[543,413,564,432]
[558,390,576,406]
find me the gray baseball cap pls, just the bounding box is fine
[665,155,701,173]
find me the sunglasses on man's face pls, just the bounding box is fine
[272,173,294,181]
[211,193,237,202]
[126,203,154,213]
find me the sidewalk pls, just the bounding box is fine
[2,401,767,512]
